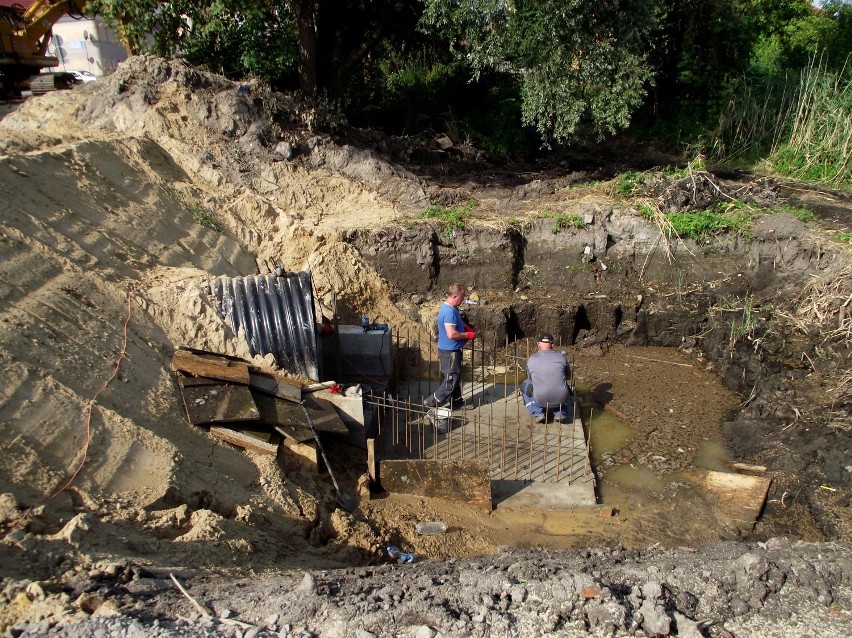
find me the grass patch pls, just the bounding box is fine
[191,206,222,232]
[564,179,607,190]
[616,171,645,197]
[830,231,852,245]
[711,294,760,352]
[667,209,751,241]
[637,203,656,220]
[551,213,584,234]
[418,200,475,233]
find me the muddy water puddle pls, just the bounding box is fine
[378,345,752,551]
[493,346,746,548]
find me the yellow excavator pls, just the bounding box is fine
[0,0,88,96]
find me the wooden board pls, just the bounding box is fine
[252,391,349,438]
[703,470,771,531]
[248,370,302,403]
[178,379,260,425]
[277,437,318,465]
[173,350,250,384]
[210,427,278,455]
[379,459,492,513]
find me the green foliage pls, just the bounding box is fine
[422,0,657,144]
[551,213,584,234]
[704,56,851,187]
[90,0,298,85]
[667,209,751,240]
[191,206,222,232]
[728,293,757,349]
[831,231,852,245]
[616,171,646,197]
[767,58,852,187]
[418,200,475,232]
[773,204,815,223]
[711,293,759,351]
[637,203,657,220]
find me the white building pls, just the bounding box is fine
[46,14,128,77]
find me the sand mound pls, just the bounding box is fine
[0,55,426,586]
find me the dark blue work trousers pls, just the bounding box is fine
[425,348,463,407]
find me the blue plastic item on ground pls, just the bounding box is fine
[386,546,415,563]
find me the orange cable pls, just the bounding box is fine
[4,291,131,537]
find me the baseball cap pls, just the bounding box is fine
[537,333,554,344]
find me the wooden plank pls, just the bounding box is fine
[367,439,377,486]
[178,380,259,425]
[210,427,278,455]
[248,371,302,403]
[175,375,222,387]
[173,351,250,384]
[380,459,492,513]
[277,437,318,465]
[703,470,771,531]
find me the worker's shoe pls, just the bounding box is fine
[534,414,546,424]
[450,398,470,411]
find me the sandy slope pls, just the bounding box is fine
[0,56,431,585]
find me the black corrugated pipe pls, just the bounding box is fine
[211,271,319,380]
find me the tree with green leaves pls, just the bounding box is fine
[421,0,658,144]
[88,0,421,95]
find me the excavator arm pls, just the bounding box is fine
[22,0,88,57]
[1,0,89,95]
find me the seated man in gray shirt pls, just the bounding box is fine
[521,333,573,423]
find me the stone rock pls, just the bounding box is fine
[416,626,437,638]
[0,493,19,524]
[672,612,703,638]
[639,598,671,636]
[298,572,317,593]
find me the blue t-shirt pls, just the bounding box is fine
[437,302,465,351]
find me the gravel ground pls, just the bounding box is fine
[6,538,850,637]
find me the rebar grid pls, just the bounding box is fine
[371,329,589,484]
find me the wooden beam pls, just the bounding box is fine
[210,427,277,455]
[379,459,492,513]
[703,470,771,531]
[277,437,318,465]
[173,351,250,384]
[367,439,377,487]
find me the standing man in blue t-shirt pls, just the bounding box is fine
[424,283,475,410]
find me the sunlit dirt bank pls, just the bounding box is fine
[0,56,849,636]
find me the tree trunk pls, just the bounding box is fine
[291,0,317,95]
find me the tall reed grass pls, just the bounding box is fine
[706,57,851,186]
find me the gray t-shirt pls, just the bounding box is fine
[526,349,570,405]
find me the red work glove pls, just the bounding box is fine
[465,329,476,341]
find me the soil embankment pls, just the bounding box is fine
[0,56,849,636]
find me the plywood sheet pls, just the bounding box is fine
[248,370,302,403]
[178,379,259,425]
[252,391,348,438]
[380,459,491,513]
